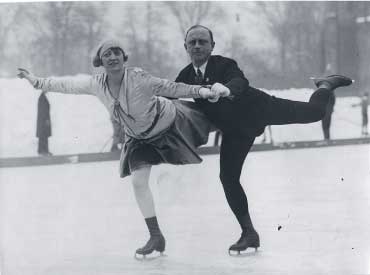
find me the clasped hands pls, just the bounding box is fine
[199,83,230,103]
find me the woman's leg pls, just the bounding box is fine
[131,166,156,218]
[131,166,166,256]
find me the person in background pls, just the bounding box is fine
[353,92,369,136]
[360,92,369,136]
[213,130,222,146]
[261,125,273,144]
[321,91,335,140]
[36,90,52,156]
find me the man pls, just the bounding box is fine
[36,90,52,156]
[175,25,353,254]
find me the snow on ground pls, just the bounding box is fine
[0,145,369,275]
[0,78,366,158]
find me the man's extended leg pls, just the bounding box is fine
[263,87,330,125]
[219,133,260,253]
[262,75,352,126]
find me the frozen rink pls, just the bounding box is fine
[1,144,370,275]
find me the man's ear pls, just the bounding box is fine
[184,43,187,51]
[211,41,215,49]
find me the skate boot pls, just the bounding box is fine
[311,75,353,90]
[134,216,165,260]
[228,230,260,255]
[135,234,166,259]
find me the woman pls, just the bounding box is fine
[17,39,225,258]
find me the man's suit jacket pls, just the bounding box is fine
[175,55,268,137]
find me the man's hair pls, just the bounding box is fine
[184,24,214,43]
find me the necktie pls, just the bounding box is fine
[195,68,203,84]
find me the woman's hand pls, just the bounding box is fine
[198,87,220,102]
[199,83,231,103]
[211,83,230,97]
[17,68,38,87]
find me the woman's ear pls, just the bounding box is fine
[92,46,102,67]
[123,53,128,62]
[92,55,102,67]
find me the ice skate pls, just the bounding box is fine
[228,231,260,256]
[310,75,354,90]
[134,234,166,260]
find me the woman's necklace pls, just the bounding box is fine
[108,71,135,128]
[107,72,125,103]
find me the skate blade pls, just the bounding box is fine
[228,247,259,257]
[134,251,166,261]
[309,76,355,83]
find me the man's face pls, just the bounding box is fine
[184,27,214,67]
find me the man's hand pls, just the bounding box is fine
[211,82,230,98]
[198,87,220,102]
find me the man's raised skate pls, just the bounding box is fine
[310,75,354,90]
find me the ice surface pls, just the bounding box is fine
[0,145,369,275]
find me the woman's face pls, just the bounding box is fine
[101,47,125,72]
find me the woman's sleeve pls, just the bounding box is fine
[34,74,95,95]
[143,71,202,99]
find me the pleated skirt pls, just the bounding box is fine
[119,100,214,178]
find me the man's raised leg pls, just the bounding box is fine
[263,75,353,126]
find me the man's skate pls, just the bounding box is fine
[134,234,166,260]
[310,75,354,90]
[228,231,260,256]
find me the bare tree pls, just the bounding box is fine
[256,2,291,74]
[116,2,176,78]
[67,2,109,73]
[14,2,109,75]
[165,2,215,36]
[0,4,23,74]
[255,2,325,87]
[19,2,81,75]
